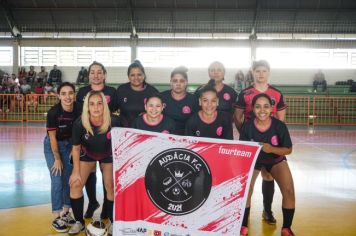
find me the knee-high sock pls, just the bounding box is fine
[85,172,98,205]
[242,207,250,227]
[262,180,275,213]
[106,200,114,223]
[282,208,295,228]
[70,196,84,224]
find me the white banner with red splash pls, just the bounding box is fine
[111,128,261,236]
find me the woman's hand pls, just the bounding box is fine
[51,159,63,176]
[69,171,82,186]
[262,143,274,153]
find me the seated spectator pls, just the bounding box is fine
[48,65,62,86]
[313,69,327,92]
[27,65,37,84]
[234,70,245,94]
[18,67,27,81]
[37,66,48,83]
[20,80,32,95]
[43,82,55,104]
[76,66,88,84]
[245,69,254,87]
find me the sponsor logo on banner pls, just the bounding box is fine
[145,148,212,216]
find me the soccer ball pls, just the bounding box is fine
[86,220,108,236]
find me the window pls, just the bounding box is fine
[138,47,251,68]
[257,48,356,69]
[21,47,131,66]
[0,47,13,66]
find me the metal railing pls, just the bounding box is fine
[1,94,355,126]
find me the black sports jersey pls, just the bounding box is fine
[239,117,292,164]
[76,85,117,112]
[195,84,238,114]
[132,114,176,134]
[46,102,81,141]
[235,85,286,121]
[185,111,233,140]
[72,116,121,161]
[115,82,158,127]
[161,90,199,135]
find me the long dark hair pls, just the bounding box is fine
[128,60,146,87]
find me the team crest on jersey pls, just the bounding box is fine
[195,130,200,136]
[223,92,231,101]
[271,97,276,106]
[105,95,111,104]
[145,148,212,215]
[271,135,279,145]
[123,97,128,103]
[84,133,90,140]
[182,106,191,114]
[216,126,223,136]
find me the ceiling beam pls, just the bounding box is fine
[0,0,22,38]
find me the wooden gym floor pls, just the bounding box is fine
[0,123,355,236]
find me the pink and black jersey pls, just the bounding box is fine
[239,117,292,165]
[132,114,176,134]
[46,102,81,141]
[76,85,117,112]
[235,85,286,121]
[71,116,121,161]
[185,111,233,140]
[161,90,199,135]
[115,82,158,127]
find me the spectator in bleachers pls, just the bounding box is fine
[20,79,31,95]
[48,65,62,86]
[18,67,27,81]
[44,82,56,104]
[313,69,327,92]
[38,66,48,83]
[76,66,88,84]
[245,69,254,87]
[234,70,245,94]
[27,65,37,84]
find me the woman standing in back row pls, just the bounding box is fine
[115,60,158,127]
[161,66,199,135]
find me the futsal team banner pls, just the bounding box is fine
[111,128,261,236]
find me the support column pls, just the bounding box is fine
[12,39,20,73]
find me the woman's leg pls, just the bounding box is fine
[100,162,114,223]
[241,169,260,228]
[270,161,295,229]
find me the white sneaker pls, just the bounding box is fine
[68,221,85,235]
[108,222,113,236]
[61,212,75,226]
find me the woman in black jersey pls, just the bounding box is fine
[115,60,158,127]
[161,66,199,135]
[132,93,176,134]
[239,94,295,236]
[68,91,120,235]
[186,83,233,140]
[195,61,237,114]
[44,82,79,232]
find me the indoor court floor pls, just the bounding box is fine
[0,123,355,236]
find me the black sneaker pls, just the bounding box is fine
[262,210,277,225]
[52,217,68,233]
[100,209,109,220]
[84,202,100,219]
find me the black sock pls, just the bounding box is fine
[262,180,275,213]
[85,172,98,205]
[106,199,114,223]
[242,207,250,227]
[101,180,108,216]
[70,196,84,224]
[282,208,295,228]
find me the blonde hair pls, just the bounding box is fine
[81,91,111,136]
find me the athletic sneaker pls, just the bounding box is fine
[262,210,277,224]
[108,222,113,236]
[281,227,295,236]
[240,226,248,236]
[52,217,68,233]
[100,209,109,220]
[62,211,76,226]
[84,202,100,218]
[68,221,85,235]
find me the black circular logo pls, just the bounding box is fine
[145,148,212,216]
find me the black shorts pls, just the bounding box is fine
[254,156,287,172]
[80,154,113,164]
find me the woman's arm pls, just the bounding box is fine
[47,130,63,176]
[69,144,82,186]
[262,143,292,156]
